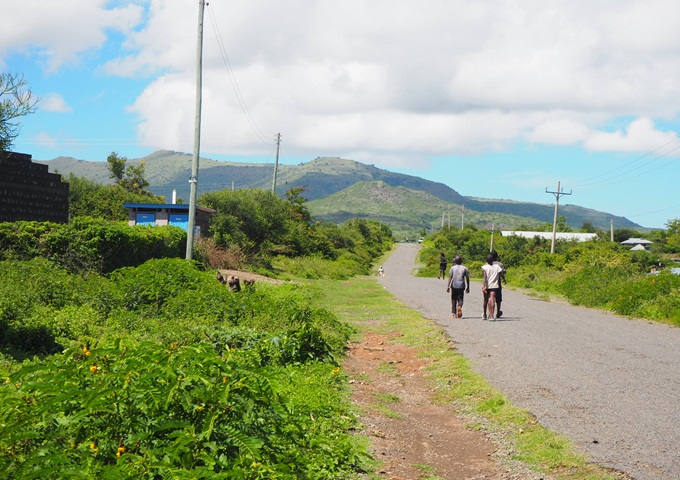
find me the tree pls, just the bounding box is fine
[1,73,38,154]
[66,173,163,221]
[106,152,151,196]
[580,221,598,233]
[666,218,680,236]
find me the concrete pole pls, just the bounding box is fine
[185,0,206,260]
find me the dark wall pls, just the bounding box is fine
[0,152,70,223]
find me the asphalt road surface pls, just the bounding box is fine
[377,243,680,480]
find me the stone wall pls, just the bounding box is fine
[0,152,70,223]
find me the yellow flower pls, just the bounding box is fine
[85,351,91,356]
[331,367,341,375]
[90,365,98,373]
[116,446,126,458]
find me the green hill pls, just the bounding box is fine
[35,150,642,232]
[308,181,543,239]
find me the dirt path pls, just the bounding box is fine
[372,243,680,480]
[346,330,550,479]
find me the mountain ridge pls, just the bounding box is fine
[34,150,642,232]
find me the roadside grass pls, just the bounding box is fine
[314,275,625,480]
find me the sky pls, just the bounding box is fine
[2,1,680,229]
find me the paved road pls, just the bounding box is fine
[377,243,680,480]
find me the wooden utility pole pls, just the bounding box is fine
[546,181,572,254]
[185,0,206,260]
[271,133,281,193]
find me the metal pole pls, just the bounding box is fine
[550,181,560,254]
[272,133,281,193]
[185,0,206,260]
[546,181,572,254]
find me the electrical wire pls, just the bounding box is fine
[206,4,273,147]
[571,136,680,190]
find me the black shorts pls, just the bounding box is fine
[484,287,502,301]
[450,288,465,301]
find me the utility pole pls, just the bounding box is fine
[490,223,495,252]
[185,0,206,260]
[610,218,614,242]
[546,181,572,254]
[461,205,464,230]
[271,132,281,193]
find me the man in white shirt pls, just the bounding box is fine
[482,253,504,321]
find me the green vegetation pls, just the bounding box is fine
[418,221,680,325]
[0,218,185,274]
[0,183,394,478]
[198,188,393,277]
[307,181,543,240]
[0,258,370,478]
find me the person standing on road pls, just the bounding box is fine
[490,250,507,318]
[446,255,470,318]
[438,252,447,279]
[482,253,504,321]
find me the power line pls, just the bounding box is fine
[571,137,680,190]
[207,5,272,146]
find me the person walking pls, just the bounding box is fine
[490,250,507,317]
[446,255,470,318]
[482,253,504,321]
[438,252,447,279]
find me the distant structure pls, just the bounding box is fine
[501,231,598,242]
[620,238,653,251]
[0,152,70,223]
[123,202,215,237]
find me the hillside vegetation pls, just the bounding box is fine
[308,181,543,239]
[37,151,642,233]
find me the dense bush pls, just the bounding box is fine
[198,188,393,274]
[0,258,367,478]
[0,218,185,273]
[67,174,165,221]
[1,341,366,479]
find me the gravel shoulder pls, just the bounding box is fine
[377,243,680,480]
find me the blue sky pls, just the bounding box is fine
[2,1,679,229]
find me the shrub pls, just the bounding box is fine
[0,341,366,478]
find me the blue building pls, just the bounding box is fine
[123,203,215,237]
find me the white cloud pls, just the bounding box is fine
[585,117,679,153]
[526,117,592,146]
[5,0,680,167]
[41,93,72,113]
[0,1,143,71]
